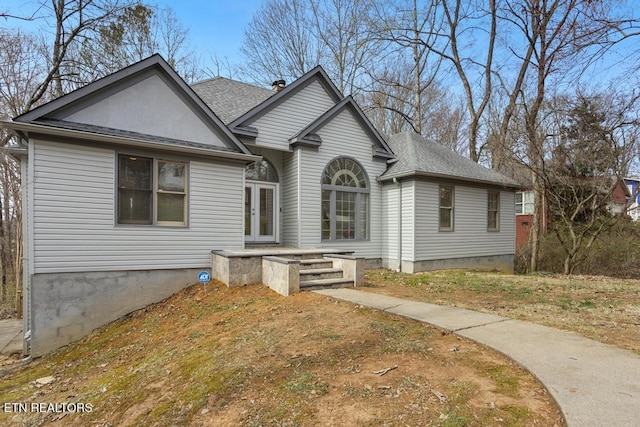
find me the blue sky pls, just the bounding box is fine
[0,0,263,66]
[155,0,262,64]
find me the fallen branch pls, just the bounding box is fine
[372,365,397,376]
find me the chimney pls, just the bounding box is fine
[271,79,286,92]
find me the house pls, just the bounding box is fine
[515,189,545,248]
[607,178,631,215]
[516,177,630,248]
[2,55,518,356]
[624,177,640,220]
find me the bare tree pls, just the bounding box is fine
[309,0,380,95]
[204,51,240,79]
[362,56,465,151]
[367,0,446,134]
[538,92,639,274]
[71,4,202,83]
[36,0,134,100]
[240,0,323,84]
[0,30,46,305]
[500,0,640,271]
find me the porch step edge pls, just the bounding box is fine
[300,258,330,265]
[300,278,354,289]
[300,268,342,275]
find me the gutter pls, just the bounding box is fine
[379,170,520,190]
[1,121,262,163]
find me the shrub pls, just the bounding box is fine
[527,217,640,278]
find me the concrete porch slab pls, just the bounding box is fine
[212,247,354,258]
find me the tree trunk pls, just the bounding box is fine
[530,176,543,272]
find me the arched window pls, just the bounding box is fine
[321,157,369,240]
[245,159,278,182]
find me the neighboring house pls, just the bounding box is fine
[2,55,518,356]
[515,190,544,248]
[516,177,630,248]
[607,178,631,215]
[624,177,640,220]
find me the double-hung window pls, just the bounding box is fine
[118,155,188,226]
[487,191,500,231]
[439,185,454,231]
[515,191,534,214]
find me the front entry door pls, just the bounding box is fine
[245,182,278,242]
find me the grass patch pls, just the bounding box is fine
[486,365,520,397]
[285,373,328,396]
[578,299,597,309]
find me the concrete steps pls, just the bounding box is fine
[300,258,333,269]
[212,248,360,295]
[300,267,344,281]
[300,277,355,290]
[298,257,354,290]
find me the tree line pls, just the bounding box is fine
[2,0,640,307]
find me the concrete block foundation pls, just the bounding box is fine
[28,268,202,357]
[397,254,515,274]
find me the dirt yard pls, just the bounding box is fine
[0,278,563,426]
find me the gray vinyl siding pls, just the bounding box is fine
[401,180,416,262]
[281,151,300,246]
[297,108,387,259]
[381,184,398,260]
[382,183,401,269]
[32,139,244,273]
[57,73,229,148]
[412,180,515,261]
[249,79,337,151]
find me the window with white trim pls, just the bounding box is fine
[321,157,369,240]
[439,185,454,231]
[487,191,500,231]
[515,191,534,215]
[118,155,187,226]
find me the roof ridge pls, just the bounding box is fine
[191,76,272,93]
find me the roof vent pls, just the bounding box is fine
[272,80,286,92]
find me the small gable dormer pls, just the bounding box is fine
[228,66,344,151]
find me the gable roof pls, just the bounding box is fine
[11,54,253,157]
[289,95,394,159]
[228,66,344,133]
[190,77,275,124]
[380,131,518,187]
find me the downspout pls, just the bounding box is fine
[393,178,402,272]
[22,136,34,360]
[296,150,302,247]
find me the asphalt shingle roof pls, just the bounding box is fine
[191,77,275,124]
[381,131,518,187]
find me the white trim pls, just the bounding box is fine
[244,181,279,243]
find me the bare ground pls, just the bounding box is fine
[0,278,563,426]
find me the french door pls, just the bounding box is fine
[244,182,278,242]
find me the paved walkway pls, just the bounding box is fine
[0,318,23,357]
[314,288,640,427]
